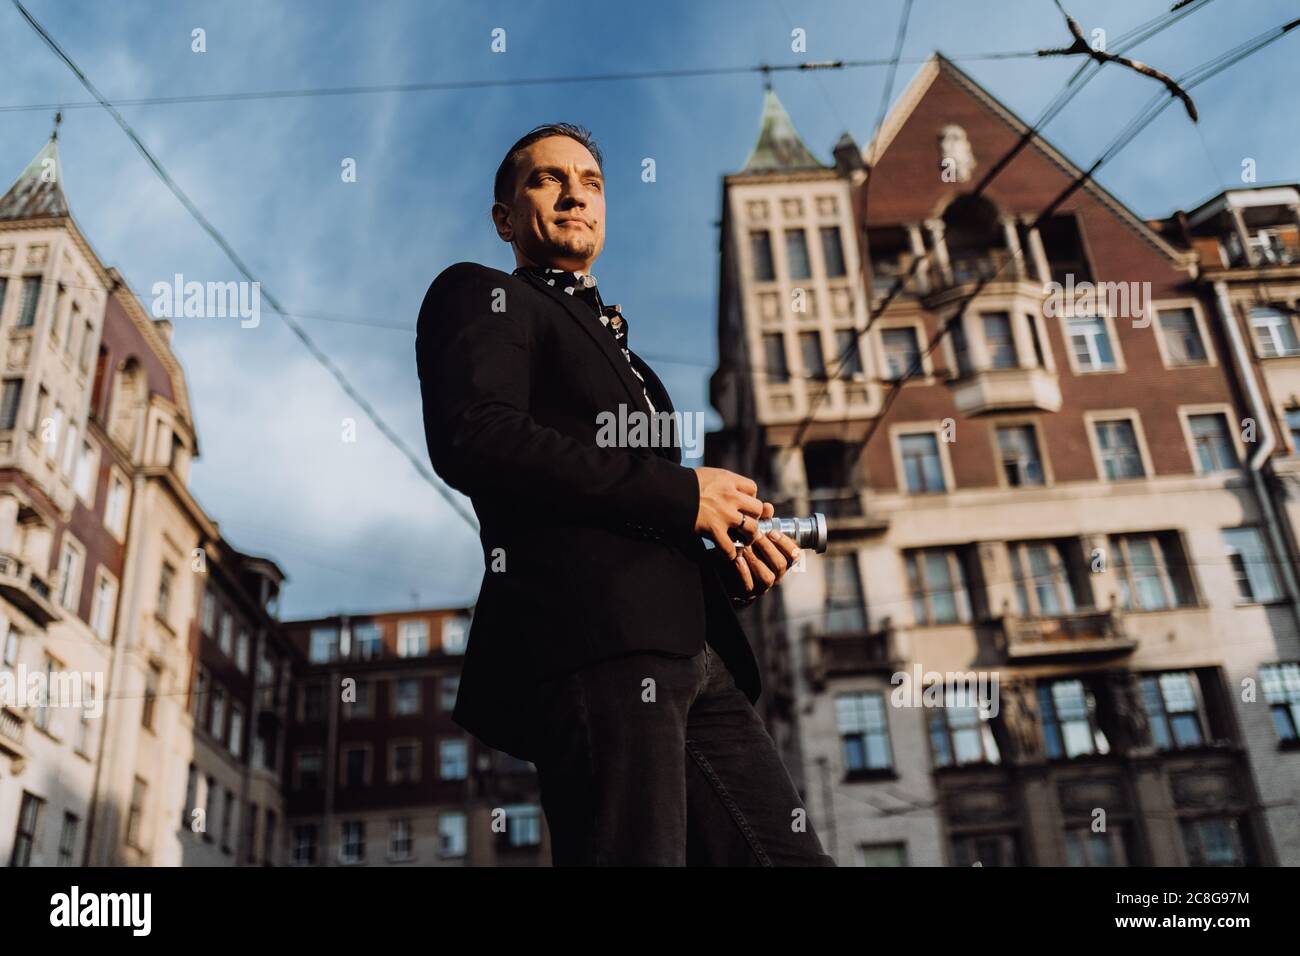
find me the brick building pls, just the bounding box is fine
[708,55,1300,866]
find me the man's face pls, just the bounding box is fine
[493,135,606,272]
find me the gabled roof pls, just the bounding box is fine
[0,134,70,221]
[740,87,828,173]
[862,53,1190,266]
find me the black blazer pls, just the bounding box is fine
[415,261,761,762]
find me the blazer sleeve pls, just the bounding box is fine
[416,262,700,536]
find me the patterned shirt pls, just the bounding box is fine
[516,266,658,415]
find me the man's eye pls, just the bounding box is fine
[586,181,602,190]
[539,174,559,184]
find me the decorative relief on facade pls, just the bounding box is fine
[938,124,976,183]
[26,243,48,268]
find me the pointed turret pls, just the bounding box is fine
[740,87,826,174]
[0,119,71,222]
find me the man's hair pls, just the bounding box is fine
[493,123,604,204]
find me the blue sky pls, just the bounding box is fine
[1,0,1296,618]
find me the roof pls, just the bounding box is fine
[0,134,70,222]
[740,87,827,173]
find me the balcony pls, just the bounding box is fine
[0,552,60,625]
[948,366,1062,415]
[803,623,895,690]
[0,704,29,769]
[997,609,1136,661]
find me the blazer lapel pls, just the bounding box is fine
[627,350,682,463]
[518,270,649,414]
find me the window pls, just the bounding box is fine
[836,692,893,774]
[210,686,225,742]
[182,764,198,832]
[1288,408,1300,455]
[344,679,372,719]
[823,552,866,632]
[292,824,318,865]
[389,819,413,859]
[1249,306,1300,357]
[342,746,368,787]
[302,684,325,722]
[996,425,1045,486]
[858,843,908,867]
[820,226,847,277]
[142,664,160,730]
[229,703,243,758]
[1139,672,1205,750]
[1038,679,1109,759]
[500,805,543,848]
[762,333,789,383]
[104,473,129,537]
[904,548,971,625]
[928,684,1000,767]
[0,278,6,321]
[982,312,1017,368]
[352,622,382,659]
[218,611,233,655]
[1037,214,1092,284]
[785,229,811,280]
[750,231,775,282]
[1065,827,1129,867]
[56,537,84,611]
[951,832,1020,867]
[1094,419,1145,479]
[1260,663,1300,742]
[308,626,338,663]
[80,319,95,373]
[73,439,96,502]
[1067,316,1116,371]
[439,739,468,780]
[82,567,109,634]
[191,668,208,724]
[833,330,864,378]
[10,792,44,866]
[45,405,64,460]
[1222,527,1280,603]
[157,561,175,622]
[950,319,973,377]
[899,432,946,493]
[397,620,429,657]
[295,752,323,791]
[16,277,41,328]
[0,379,22,431]
[60,423,78,477]
[1109,532,1196,610]
[127,777,148,849]
[391,742,419,783]
[393,678,421,716]
[235,629,250,672]
[803,440,859,516]
[340,821,365,863]
[439,813,467,858]
[1157,307,1208,365]
[1008,541,1085,616]
[58,813,80,866]
[1187,413,1238,473]
[441,675,460,711]
[442,616,469,654]
[1181,818,1247,866]
[798,331,825,379]
[881,327,920,380]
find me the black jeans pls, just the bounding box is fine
[533,642,837,866]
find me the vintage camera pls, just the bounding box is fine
[730,513,828,553]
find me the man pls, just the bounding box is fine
[416,122,835,866]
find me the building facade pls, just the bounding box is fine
[281,607,548,867]
[709,56,1300,866]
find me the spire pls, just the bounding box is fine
[0,120,71,222]
[740,87,826,174]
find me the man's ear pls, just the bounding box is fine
[491,201,513,243]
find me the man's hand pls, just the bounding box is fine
[719,500,802,606]
[694,467,765,560]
